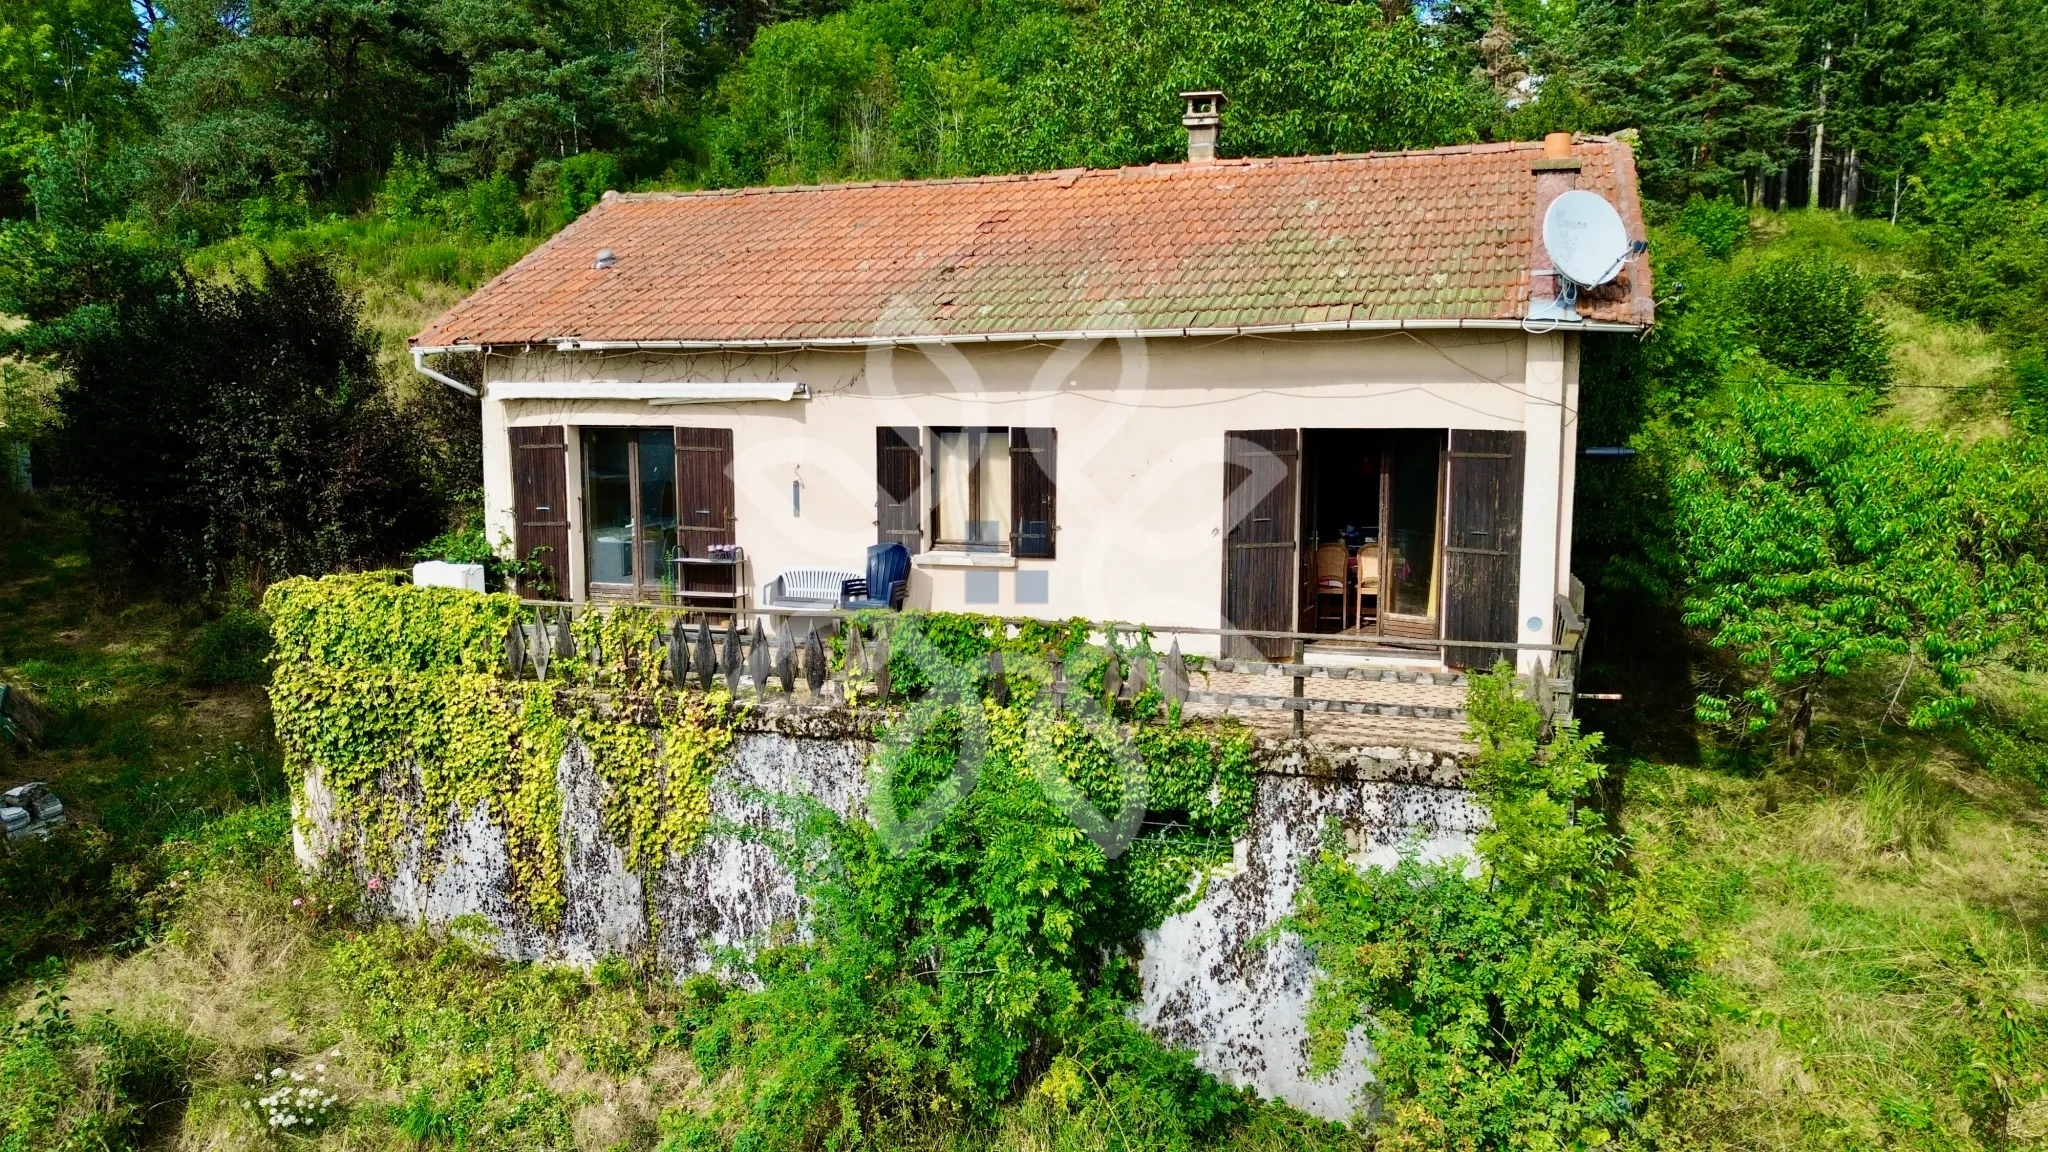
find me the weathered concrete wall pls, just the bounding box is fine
[294,717,1476,1124]
[294,709,876,969]
[1134,758,1484,1123]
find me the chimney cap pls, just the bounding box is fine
[1180,90,1226,122]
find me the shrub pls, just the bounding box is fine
[450,173,523,238]
[554,151,620,221]
[1733,255,1892,388]
[189,609,273,687]
[1673,197,1749,259]
[656,615,1260,1148]
[377,152,441,222]
[1288,669,1706,1147]
[0,986,199,1149]
[1672,384,2048,753]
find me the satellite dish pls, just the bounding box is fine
[1543,190,1630,287]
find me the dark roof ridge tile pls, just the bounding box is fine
[603,139,1604,204]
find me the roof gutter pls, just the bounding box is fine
[411,314,1649,356]
[412,346,481,396]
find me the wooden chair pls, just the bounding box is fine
[1314,542,1348,631]
[1354,550,1381,629]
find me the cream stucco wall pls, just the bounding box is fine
[472,329,1579,659]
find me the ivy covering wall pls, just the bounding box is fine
[264,573,739,925]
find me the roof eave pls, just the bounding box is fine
[411,314,1651,354]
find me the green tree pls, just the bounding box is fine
[134,0,446,210]
[0,0,141,215]
[1000,0,1485,171]
[1576,0,1801,202]
[1674,382,2048,754]
[433,0,710,184]
[41,256,442,589]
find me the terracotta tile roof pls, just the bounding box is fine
[413,137,1652,348]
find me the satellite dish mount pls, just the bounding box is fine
[1529,189,1632,323]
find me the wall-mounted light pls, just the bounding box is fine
[792,469,802,518]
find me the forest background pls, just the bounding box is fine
[6,0,2048,1148]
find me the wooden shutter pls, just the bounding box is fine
[510,426,570,597]
[876,427,922,550]
[1010,427,1056,558]
[1221,429,1299,660]
[1442,429,1525,670]
[674,427,735,555]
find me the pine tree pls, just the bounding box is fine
[1572,0,1801,202]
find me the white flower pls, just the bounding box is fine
[314,1063,326,1073]
[291,1071,305,1081]
[271,1067,285,1077]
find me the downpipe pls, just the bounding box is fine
[412,346,480,396]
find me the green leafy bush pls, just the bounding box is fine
[188,609,273,687]
[554,151,621,220]
[42,255,443,591]
[377,152,441,222]
[1288,670,1706,1149]
[1671,384,2048,750]
[1673,197,1750,259]
[448,174,524,238]
[658,614,1260,1149]
[1733,255,1892,388]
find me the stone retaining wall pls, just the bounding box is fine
[292,706,1478,1123]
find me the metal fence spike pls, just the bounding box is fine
[667,618,689,685]
[776,626,795,693]
[695,618,716,692]
[845,620,865,683]
[804,632,827,695]
[748,630,770,697]
[506,622,526,679]
[1163,638,1188,704]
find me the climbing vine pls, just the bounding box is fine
[264,574,742,925]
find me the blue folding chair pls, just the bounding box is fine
[841,543,910,610]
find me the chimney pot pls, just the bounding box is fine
[1180,90,1226,163]
[1542,131,1573,159]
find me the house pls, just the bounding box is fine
[411,101,1652,670]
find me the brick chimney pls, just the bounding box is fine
[1527,132,1581,320]
[1181,91,1225,163]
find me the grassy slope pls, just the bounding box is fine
[4,212,2047,1150]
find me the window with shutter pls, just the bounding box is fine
[876,427,922,551]
[1010,427,1056,558]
